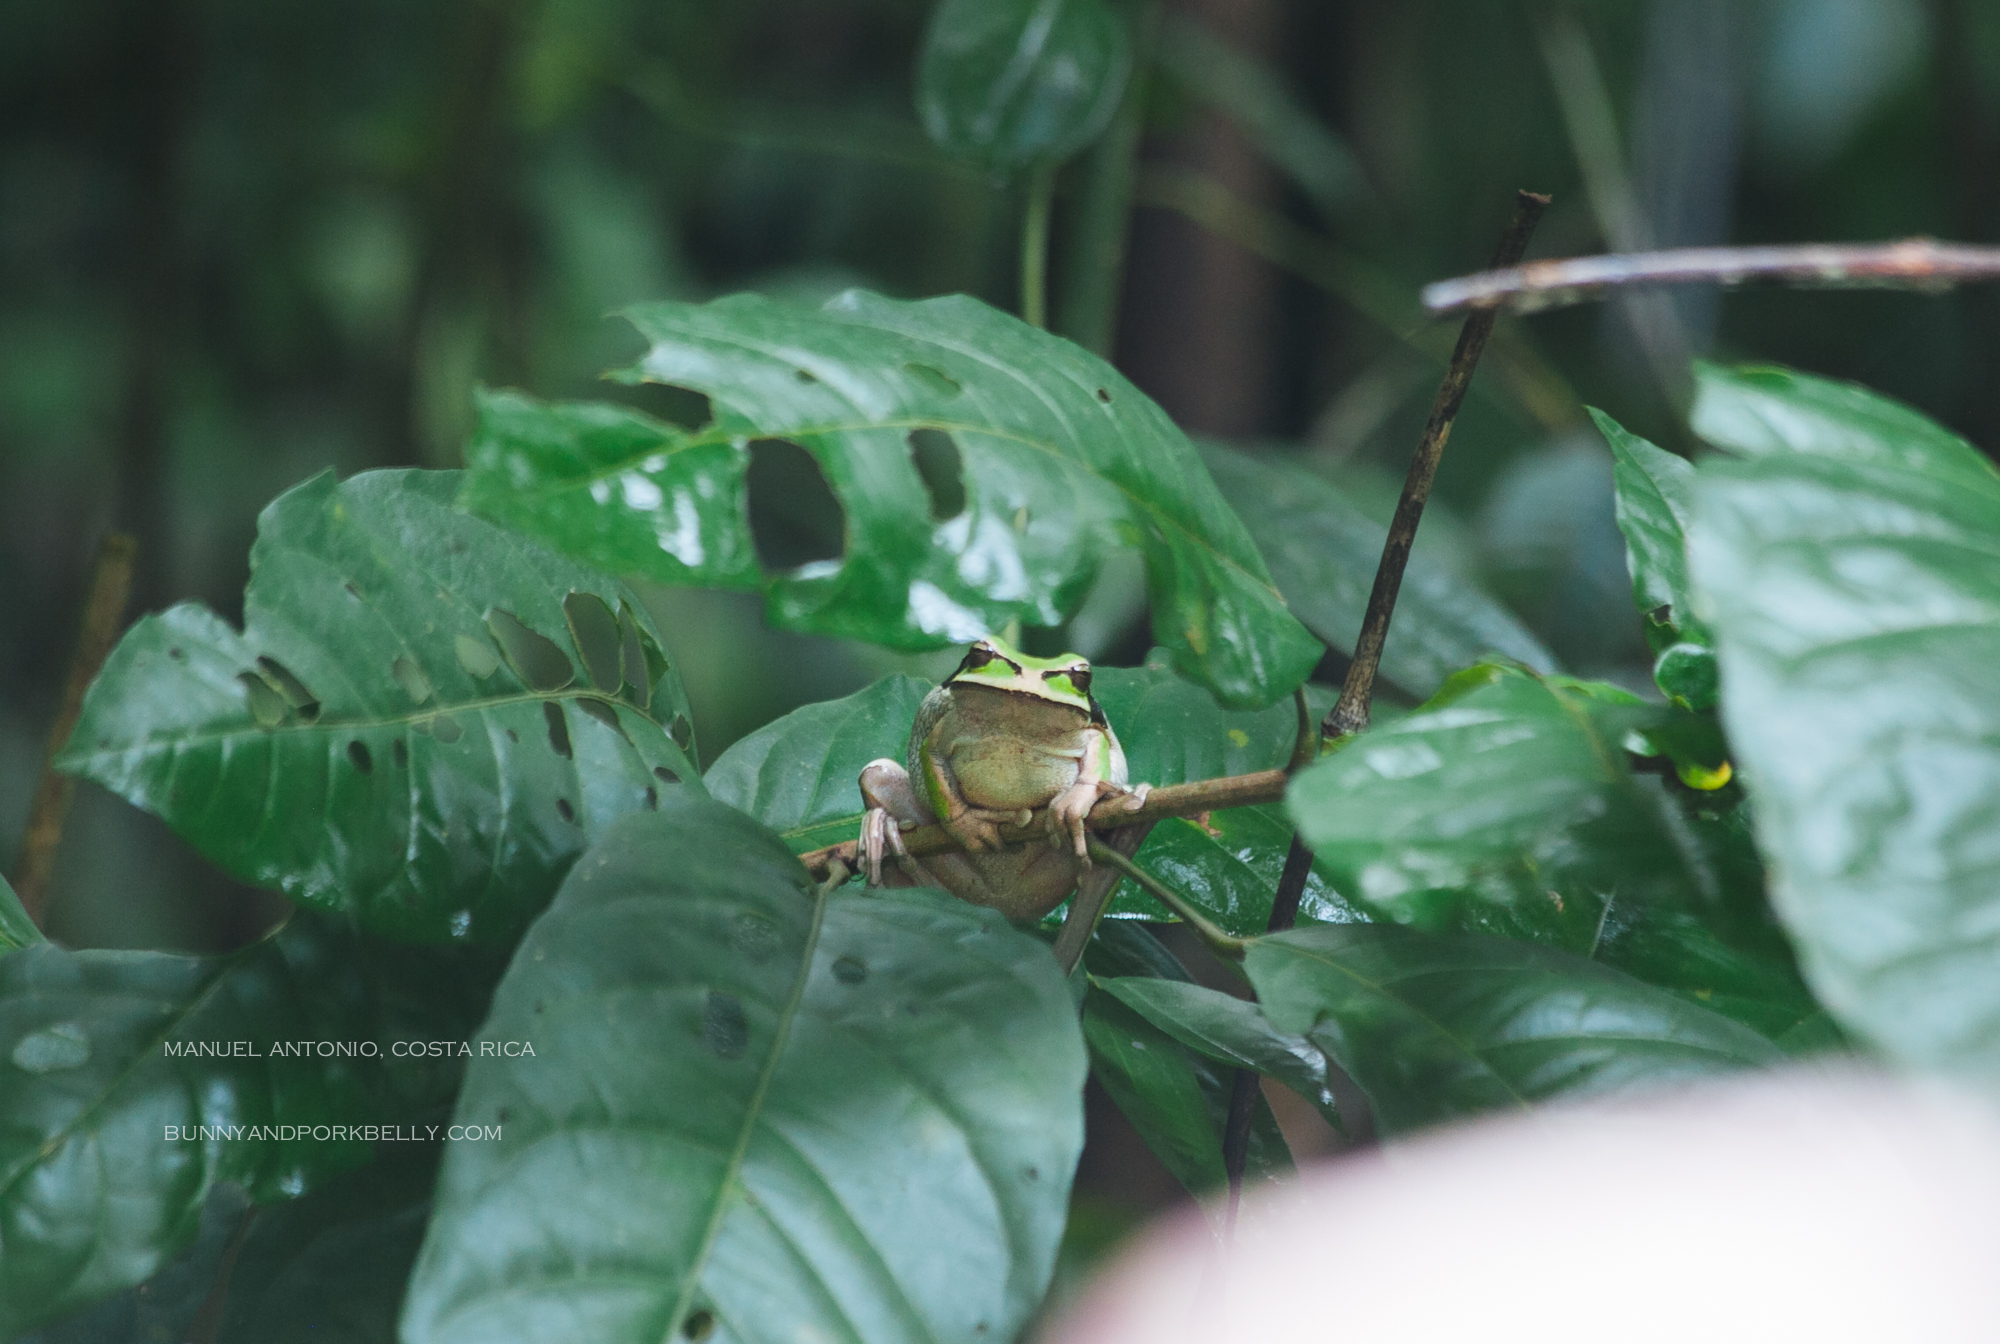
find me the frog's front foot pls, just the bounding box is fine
[942,807,1024,853]
[860,805,906,885]
[1048,780,1152,859]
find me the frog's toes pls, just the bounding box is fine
[860,806,905,885]
[1117,782,1151,813]
[1047,782,1098,858]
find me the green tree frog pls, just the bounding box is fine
[858,636,1150,927]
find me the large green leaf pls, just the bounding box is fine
[0,875,40,953]
[401,798,1086,1344]
[463,291,1323,708]
[1096,975,1339,1128]
[59,469,701,944]
[0,912,495,1340]
[1691,361,1997,486]
[1286,662,1660,915]
[1284,662,1820,1038]
[1201,443,1554,703]
[1247,924,1783,1136]
[915,0,1131,170]
[1592,408,1716,708]
[1688,366,2000,1077]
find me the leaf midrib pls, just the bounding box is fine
[664,885,830,1343]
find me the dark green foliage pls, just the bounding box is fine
[400,798,1085,1344]
[1246,924,1783,1137]
[0,913,497,1339]
[1204,444,1555,699]
[916,0,1132,169]
[59,470,701,945]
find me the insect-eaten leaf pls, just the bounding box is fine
[58,469,702,944]
[460,291,1322,709]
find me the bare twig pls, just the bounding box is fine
[1224,191,1551,1219]
[14,534,138,928]
[796,768,1288,881]
[1422,237,2000,315]
[1325,190,1550,740]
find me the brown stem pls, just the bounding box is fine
[1222,192,1551,1219]
[1325,189,1550,741]
[796,768,1287,881]
[1420,237,2000,315]
[13,534,139,929]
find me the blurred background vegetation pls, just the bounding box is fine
[2,0,1995,1111]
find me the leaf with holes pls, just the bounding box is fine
[916,0,1132,170]
[0,874,40,953]
[58,469,701,944]
[461,291,1323,709]
[1592,409,1717,709]
[400,798,1085,1344]
[0,911,496,1340]
[1689,364,2000,1078]
[1202,444,1554,700]
[1246,923,1783,1137]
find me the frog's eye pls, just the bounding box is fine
[1044,668,1090,698]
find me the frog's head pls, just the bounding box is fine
[947,636,1094,714]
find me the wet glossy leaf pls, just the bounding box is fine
[0,874,41,953]
[462,392,760,592]
[466,291,1322,709]
[1688,366,2000,1078]
[1081,988,1290,1201]
[1691,361,1995,486]
[1202,444,1553,700]
[1593,408,1717,708]
[916,0,1131,169]
[1285,662,1659,916]
[402,798,1085,1344]
[1097,975,1339,1127]
[1247,924,1783,1136]
[0,912,496,1339]
[59,469,702,944]
[704,674,933,853]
